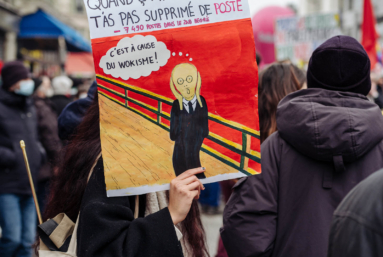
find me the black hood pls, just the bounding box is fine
[277,89,383,165]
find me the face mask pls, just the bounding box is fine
[15,80,35,96]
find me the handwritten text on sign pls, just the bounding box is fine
[100,35,170,80]
[83,0,251,39]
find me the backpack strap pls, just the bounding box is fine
[88,152,102,182]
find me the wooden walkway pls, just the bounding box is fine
[99,94,241,191]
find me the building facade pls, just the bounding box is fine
[299,0,340,15]
[340,0,383,44]
[5,0,90,40]
[299,0,383,44]
[0,0,89,63]
[0,1,20,62]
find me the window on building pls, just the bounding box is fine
[349,0,353,10]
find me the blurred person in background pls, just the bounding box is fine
[368,72,383,109]
[0,59,3,76]
[327,168,383,257]
[216,62,306,257]
[33,77,62,214]
[376,71,383,108]
[50,75,73,117]
[199,182,221,215]
[76,81,92,100]
[0,61,44,257]
[378,71,383,87]
[221,36,383,257]
[58,81,97,143]
[256,52,262,67]
[259,62,306,143]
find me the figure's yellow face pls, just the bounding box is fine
[172,64,198,101]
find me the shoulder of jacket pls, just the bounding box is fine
[262,131,286,148]
[261,132,286,166]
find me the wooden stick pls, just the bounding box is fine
[20,140,43,225]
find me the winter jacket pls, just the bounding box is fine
[221,89,383,257]
[33,96,62,181]
[58,81,97,141]
[50,94,73,117]
[327,168,383,257]
[0,88,43,195]
[77,157,184,257]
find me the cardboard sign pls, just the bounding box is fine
[83,0,260,196]
[275,13,342,66]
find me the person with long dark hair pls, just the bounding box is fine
[258,62,306,143]
[42,92,209,257]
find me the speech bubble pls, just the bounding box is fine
[99,35,171,80]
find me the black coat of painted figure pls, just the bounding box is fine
[170,96,208,179]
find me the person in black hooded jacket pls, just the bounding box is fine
[327,168,383,257]
[221,36,383,257]
[0,61,44,257]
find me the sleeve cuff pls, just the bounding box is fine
[143,207,183,245]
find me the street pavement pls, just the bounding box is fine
[201,213,223,257]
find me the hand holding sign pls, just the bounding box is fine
[168,167,205,225]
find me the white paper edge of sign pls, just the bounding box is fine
[107,171,248,197]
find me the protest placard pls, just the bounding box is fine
[275,13,342,66]
[83,0,260,196]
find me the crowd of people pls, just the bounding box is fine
[0,62,93,257]
[0,35,383,257]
